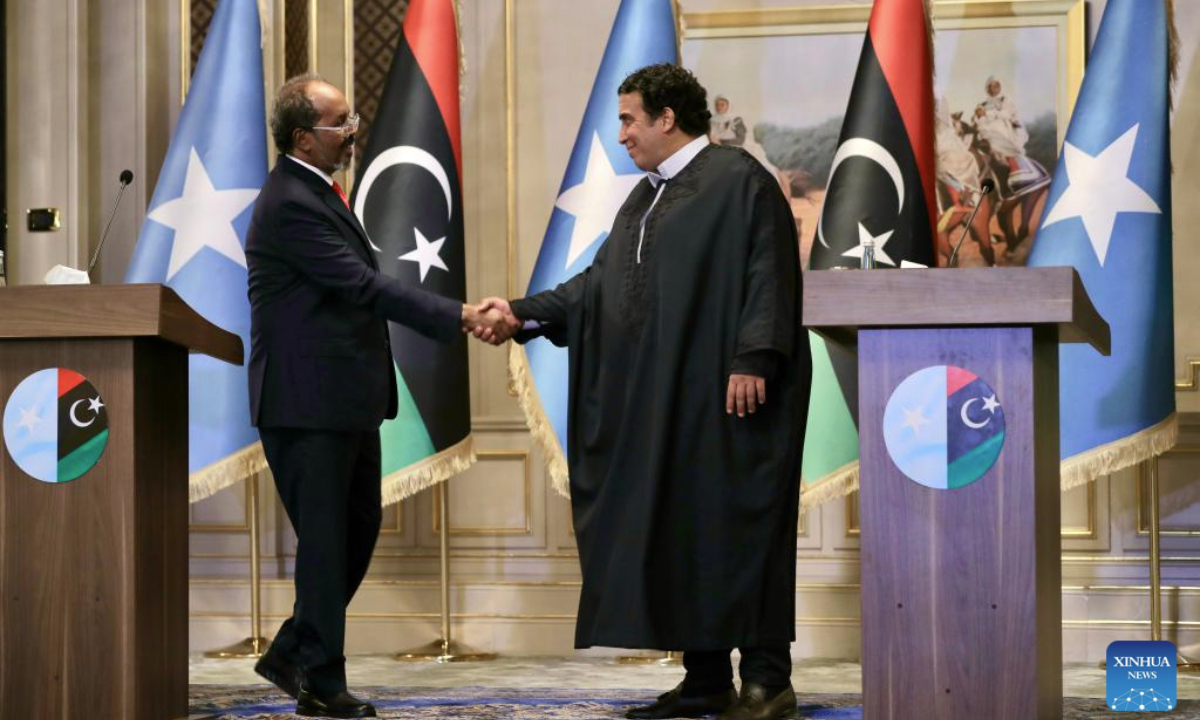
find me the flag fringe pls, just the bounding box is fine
[1060,413,1178,491]
[508,343,571,499]
[800,460,860,509]
[380,435,476,507]
[189,442,269,504]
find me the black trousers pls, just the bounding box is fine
[681,646,792,695]
[260,427,383,694]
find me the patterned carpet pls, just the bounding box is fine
[188,685,1200,719]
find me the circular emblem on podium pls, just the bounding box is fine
[883,365,1005,490]
[2,368,109,484]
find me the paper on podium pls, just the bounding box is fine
[43,264,91,285]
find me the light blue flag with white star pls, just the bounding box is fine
[509,0,676,496]
[1027,0,1175,488]
[125,0,266,500]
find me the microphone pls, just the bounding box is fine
[87,169,134,278]
[947,178,994,268]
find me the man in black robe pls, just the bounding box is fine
[482,64,810,720]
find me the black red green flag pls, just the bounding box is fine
[349,0,473,505]
[802,0,936,504]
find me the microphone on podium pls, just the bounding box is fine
[88,170,135,278]
[947,177,995,269]
[43,169,134,285]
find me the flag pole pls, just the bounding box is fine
[1146,456,1200,672]
[205,474,269,658]
[395,483,496,662]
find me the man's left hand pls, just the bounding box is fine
[726,374,766,418]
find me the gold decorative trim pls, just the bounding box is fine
[431,450,533,535]
[846,491,859,537]
[180,0,191,103]
[683,0,1082,33]
[191,610,862,624]
[343,0,356,191]
[379,500,405,535]
[1177,359,1200,391]
[1061,481,1098,539]
[682,1,1084,150]
[307,0,318,74]
[1137,444,1200,536]
[189,479,254,533]
[504,0,517,301]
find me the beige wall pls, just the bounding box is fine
[8,0,1200,662]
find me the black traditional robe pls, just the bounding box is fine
[512,144,811,650]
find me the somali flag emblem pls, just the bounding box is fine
[883,365,1005,490]
[2,368,109,484]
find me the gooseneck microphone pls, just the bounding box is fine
[87,169,134,278]
[947,177,995,268]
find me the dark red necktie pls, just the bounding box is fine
[332,180,350,210]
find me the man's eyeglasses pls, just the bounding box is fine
[309,113,360,138]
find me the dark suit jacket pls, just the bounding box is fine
[246,156,461,431]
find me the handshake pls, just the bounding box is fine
[460,297,523,346]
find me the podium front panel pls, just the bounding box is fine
[858,326,1062,720]
[0,338,189,720]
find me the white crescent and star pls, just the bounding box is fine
[817,138,906,251]
[67,396,104,429]
[69,400,95,428]
[961,394,1001,430]
[353,145,454,284]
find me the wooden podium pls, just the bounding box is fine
[0,285,242,720]
[804,267,1109,720]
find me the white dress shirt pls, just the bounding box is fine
[287,154,335,186]
[638,135,710,263]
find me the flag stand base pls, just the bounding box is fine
[617,651,682,665]
[394,639,498,663]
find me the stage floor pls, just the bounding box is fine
[190,654,1200,700]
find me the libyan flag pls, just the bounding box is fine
[802,0,937,505]
[349,0,473,506]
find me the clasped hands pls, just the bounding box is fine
[460,297,521,346]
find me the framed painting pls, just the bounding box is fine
[682,0,1085,268]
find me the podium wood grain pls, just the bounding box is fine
[858,327,1061,720]
[0,285,240,720]
[804,268,1107,720]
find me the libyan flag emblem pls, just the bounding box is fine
[3,368,109,484]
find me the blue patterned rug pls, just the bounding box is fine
[188,686,1200,719]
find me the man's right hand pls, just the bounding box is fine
[461,300,521,346]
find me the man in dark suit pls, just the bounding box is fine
[246,75,508,718]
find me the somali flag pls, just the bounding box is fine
[1027,0,1176,488]
[509,0,676,496]
[124,0,266,500]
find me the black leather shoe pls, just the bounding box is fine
[626,682,737,719]
[253,646,303,699]
[296,686,377,718]
[716,683,798,720]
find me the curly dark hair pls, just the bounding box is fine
[617,63,712,137]
[270,73,324,154]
